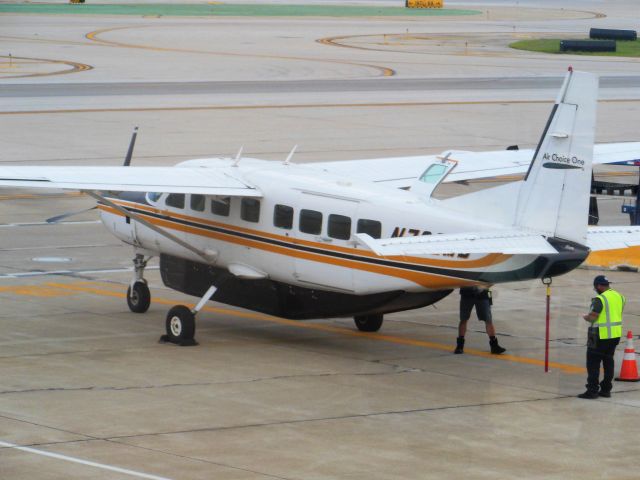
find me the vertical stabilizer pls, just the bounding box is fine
[515,70,598,245]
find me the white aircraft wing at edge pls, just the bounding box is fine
[586,226,640,251]
[356,230,559,256]
[0,166,262,197]
[311,142,640,188]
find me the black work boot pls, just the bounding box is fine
[454,336,465,354]
[489,336,506,355]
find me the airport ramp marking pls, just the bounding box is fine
[0,55,92,80]
[0,439,173,480]
[2,98,638,116]
[85,25,394,77]
[38,281,586,375]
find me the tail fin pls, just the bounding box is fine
[514,69,598,245]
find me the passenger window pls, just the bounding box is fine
[211,197,230,217]
[274,204,293,229]
[357,219,382,239]
[241,198,261,223]
[299,209,322,235]
[166,193,185,209]
[328,214,351,240]
[190,194,205,212]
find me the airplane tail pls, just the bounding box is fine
[514,69,598,245]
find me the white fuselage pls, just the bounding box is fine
[99,158,553,296]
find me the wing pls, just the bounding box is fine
[311,142,640,188]
[586,226,640,251]
[356,230,558,256]
[0,166,261,197]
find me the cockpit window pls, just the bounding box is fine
[419,164,448,184]
[146,192,162,203]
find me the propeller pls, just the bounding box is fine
[123,126,138,166]
[46,207,97,224]
[45,127,138,223]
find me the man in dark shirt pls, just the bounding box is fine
[454,286,506,355]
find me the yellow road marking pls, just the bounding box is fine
[40,281,585,375]
[0,285,76,297]
[85,25,394,77]
[2,98,639,116]
[0,55,92,80]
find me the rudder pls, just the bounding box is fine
[514,69,598,245]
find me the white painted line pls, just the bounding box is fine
[0,440,173,480]
[0,266,159,279]
[0,220,101,228]
[0,244,114,252]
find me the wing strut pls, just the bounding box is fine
[86,191,217,262]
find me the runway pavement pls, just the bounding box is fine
[2,75,640,97]
[1,2,640,479]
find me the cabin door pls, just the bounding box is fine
[293,192,358,293]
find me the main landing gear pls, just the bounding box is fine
[354,313,384,332]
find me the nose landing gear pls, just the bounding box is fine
[126,254,151,313]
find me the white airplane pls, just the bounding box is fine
[1,69,640,346]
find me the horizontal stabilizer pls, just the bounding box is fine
[586,226,640,251]
[308,142,640,188]
[356,231,558,256]
[0,166,262,197]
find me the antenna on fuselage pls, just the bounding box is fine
[233,146,243,167]
[284,145,298,165]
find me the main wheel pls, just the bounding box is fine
[127,281,150,313]
[165,305,196,344]
[354,314,383,332]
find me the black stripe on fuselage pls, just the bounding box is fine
[110,202,539,283]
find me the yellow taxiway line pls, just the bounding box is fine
[2,98,638,117]
[11,280,584,375]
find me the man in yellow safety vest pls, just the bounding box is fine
[579,275,625,399]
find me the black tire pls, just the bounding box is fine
[127,281,151,313]
[354,314,384,332]
[165,305,195,343]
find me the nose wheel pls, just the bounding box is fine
[127,281,151,313]
[160,285,217,347]
[127,253,152,313]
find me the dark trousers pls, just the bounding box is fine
[586,337,620,394]
[460,297,492,322]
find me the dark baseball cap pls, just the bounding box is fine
[593,275,611,287]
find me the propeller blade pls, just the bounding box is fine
[123,126,139,167]
[46,206,97,224]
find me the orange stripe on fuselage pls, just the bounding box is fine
[98,200,512,289]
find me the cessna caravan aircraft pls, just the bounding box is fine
[1,69,640,345]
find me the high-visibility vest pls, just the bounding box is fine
[594,289,625,339]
